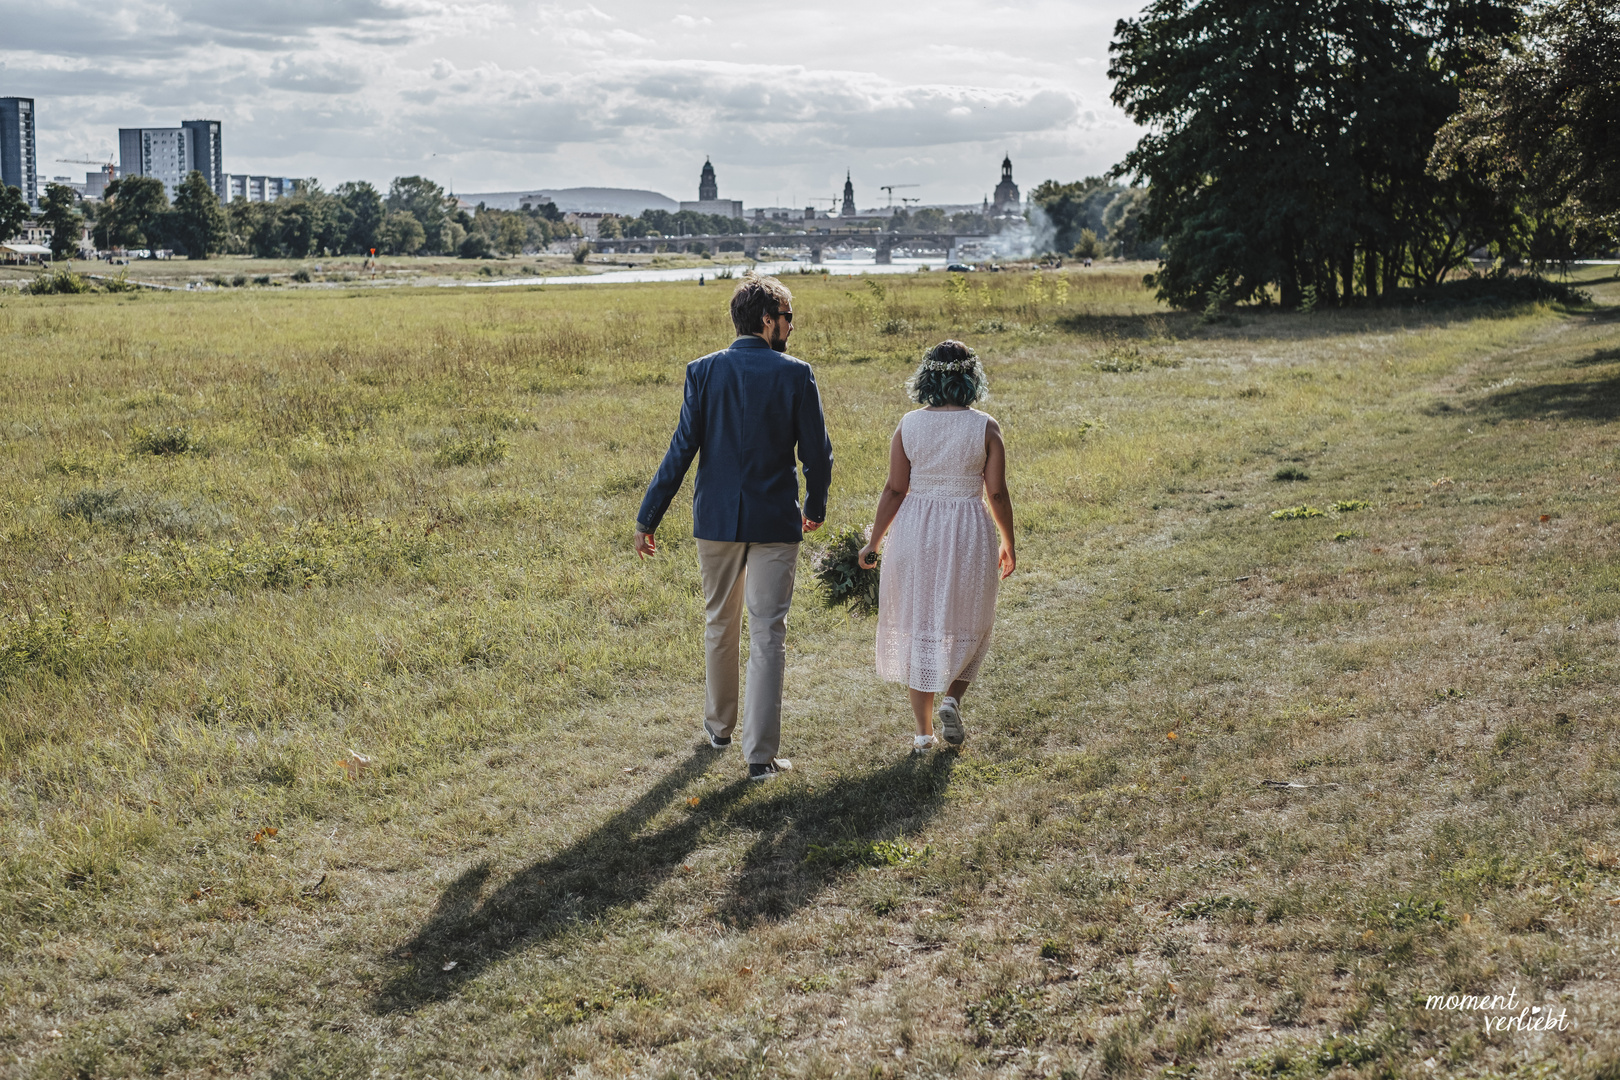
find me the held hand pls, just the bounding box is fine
[802,516,823,533]
[998,542,1016,580]
[858,543,878,570]
[634,530,656,559]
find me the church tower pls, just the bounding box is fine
[992,154,1020,214]
[840,170,856,217]
[698,158,718,201]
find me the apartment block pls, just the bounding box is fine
[0,97,39,206]
[118,119,224,200]
[224,174,296,203]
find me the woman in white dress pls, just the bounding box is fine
[858,340,1015,749]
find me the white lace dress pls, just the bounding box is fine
[875,408,1001,693]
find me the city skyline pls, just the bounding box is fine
[0,0,1147,207]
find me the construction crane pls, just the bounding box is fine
[804,195,841,218]
[880,184,919,207]
[900,196,922,207]
[57,157,116,193]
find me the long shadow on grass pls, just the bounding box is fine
[1056,303,1545,343]
[1485,371,1620,423]
[374,748,955,1012]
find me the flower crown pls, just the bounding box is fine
[918,351,978,372]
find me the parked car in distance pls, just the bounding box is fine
[945,263,974,272]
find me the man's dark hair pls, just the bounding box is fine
[730,274,794,335]
[906,340,990,407]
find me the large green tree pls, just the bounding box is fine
[171,170,226,259]
[386,176,455,250]
[94,175,170,251]
[1110,0,1519,308]
[379,210,425,255]
[0,184,28,244]
[1431,0,1620,251]
[335,181,386,254]
[1030,178,1128,254]
[39,183,83,260]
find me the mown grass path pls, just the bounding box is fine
[2,268,1618,1078]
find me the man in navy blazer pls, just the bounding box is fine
[635,275,833,781]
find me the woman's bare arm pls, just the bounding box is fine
[983,418,1015,579]
[858,426,911,569]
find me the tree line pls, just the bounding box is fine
[1105,0,1618,308]
[0,173,584,261]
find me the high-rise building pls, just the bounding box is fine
[0,97,39,207]
[118,120,224,200]
[182,120,224,199]
[840,171,856,217]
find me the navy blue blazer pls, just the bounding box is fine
[636,336,834,544]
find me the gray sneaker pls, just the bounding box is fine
[748,758,793,782]
[938,697,965,746]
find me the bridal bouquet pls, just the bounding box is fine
[810,525,880,615]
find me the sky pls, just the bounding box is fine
[0,0,1149,209]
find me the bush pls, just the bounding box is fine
[459,232,495,259]
[1273,465,1310,481]
[1389,274,1590,308]
[291,269,312,283]
[252,275,271,286]
[100,271,138,293]
[130,425,197,456]
[573,243,592,264]
[25,268,91,295]
[231,274,247,287]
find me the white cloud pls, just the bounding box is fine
[1,0,1149,202]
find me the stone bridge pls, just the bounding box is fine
[586,232,991,264]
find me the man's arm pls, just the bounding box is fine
[796,368,834,528]
[634,365,703,554]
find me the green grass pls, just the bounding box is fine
[1,265,1619,1077]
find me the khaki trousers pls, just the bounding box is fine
[696,539,799,765]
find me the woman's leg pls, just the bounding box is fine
[908,688,935,736]
[946,679,970,703]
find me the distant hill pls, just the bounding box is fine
[459,187,679,215]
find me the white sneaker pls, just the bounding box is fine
[913,734,938,753]
[938,697,966,746]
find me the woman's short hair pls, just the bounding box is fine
[730,274,793,335]
[906,340,989,407]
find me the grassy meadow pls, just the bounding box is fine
[2,264,1619,1078]
[0,251,757,293]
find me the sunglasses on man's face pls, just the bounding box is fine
[767,308,794,323]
